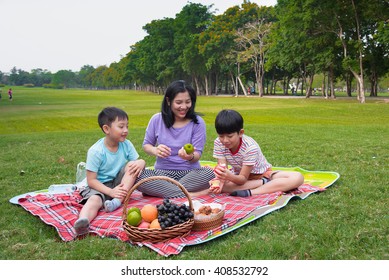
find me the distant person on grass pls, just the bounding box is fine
[74,107,145,236]
[8,88,12,101]
[209,109,304,197]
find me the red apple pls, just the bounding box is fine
[138,221,150,229]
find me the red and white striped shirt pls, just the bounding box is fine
[213,134,272,175]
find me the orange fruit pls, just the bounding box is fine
[149,218,161,229]
[141,204,158,223]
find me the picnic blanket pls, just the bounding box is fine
[15,163,339,257]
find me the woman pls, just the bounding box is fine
[136,80,214,198]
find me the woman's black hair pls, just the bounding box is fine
[161,80,198,128]
[215,109,244,134]
[98,107,128,132]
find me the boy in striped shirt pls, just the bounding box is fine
[210,109,304,197]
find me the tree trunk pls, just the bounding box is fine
[346,73,352,97]
[369,71,378,97]
[329,66,336,99]
[214,74,219,95]
[237,76,248,96]
[256,76,264,97]
[255,62,264,97]
[270,72,276,95]
[266,80,270,94]
[325,72,329,99]
[335,2,365,103]
[353,0,365,103]
[204,75,209,96]
[306,74,314,98]
[230,72,238,97]
[301,76,304,96]
[194,76,200,95]
[356,80,360,98]
[273,80,277,95]
[286,77,291,95]
[351,70,365,103]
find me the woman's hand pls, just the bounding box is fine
[178,146,196,161]
[155,144,171,158]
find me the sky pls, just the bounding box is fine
[1,0,277,73]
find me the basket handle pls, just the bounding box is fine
[122,176,194,220]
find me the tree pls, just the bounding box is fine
[235,18,272,97]
[363,3,389,96]
[103,62,122,89]
[365,26,389,96]
[310,0,388,102]
[339,0,367,102]
[52,70,77,88]
[122,45,143,90]
[199,1,262,96]
[271,0,325,98]
[89,66,108,89]
[174,2,214,95]
[30,68,52,87]
[9,67,31,85]
[78,65,95,88]
[141,17,177,87]
[181,34,209,94]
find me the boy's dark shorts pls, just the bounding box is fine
[79,166,126,205]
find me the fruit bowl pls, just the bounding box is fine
[122,176,194,243]
[191,200,225,231]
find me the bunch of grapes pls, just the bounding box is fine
[157,199,194,229]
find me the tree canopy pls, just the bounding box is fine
[2,0,388,102]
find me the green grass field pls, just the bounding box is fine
[0,87,388,260]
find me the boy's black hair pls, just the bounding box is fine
[98,107,128,132]
[215,109,244,134]
[161,80,199,128]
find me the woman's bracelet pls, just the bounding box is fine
[188,153,195,161]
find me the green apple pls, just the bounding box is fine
[127,207,141,216]
[183,143,194,154]
[127,210,142,226]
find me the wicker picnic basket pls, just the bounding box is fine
[192,206,225,231]
[122,176,194,243]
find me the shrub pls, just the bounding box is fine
[43,83,64,89]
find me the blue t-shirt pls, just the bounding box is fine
[86,138,139,183]
[142,113,206,170]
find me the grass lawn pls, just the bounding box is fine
[0,87,388,260]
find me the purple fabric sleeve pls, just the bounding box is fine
[143,113,206,170]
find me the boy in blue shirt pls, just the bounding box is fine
[74,107,145,236]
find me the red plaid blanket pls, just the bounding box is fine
[18,184,322,256]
